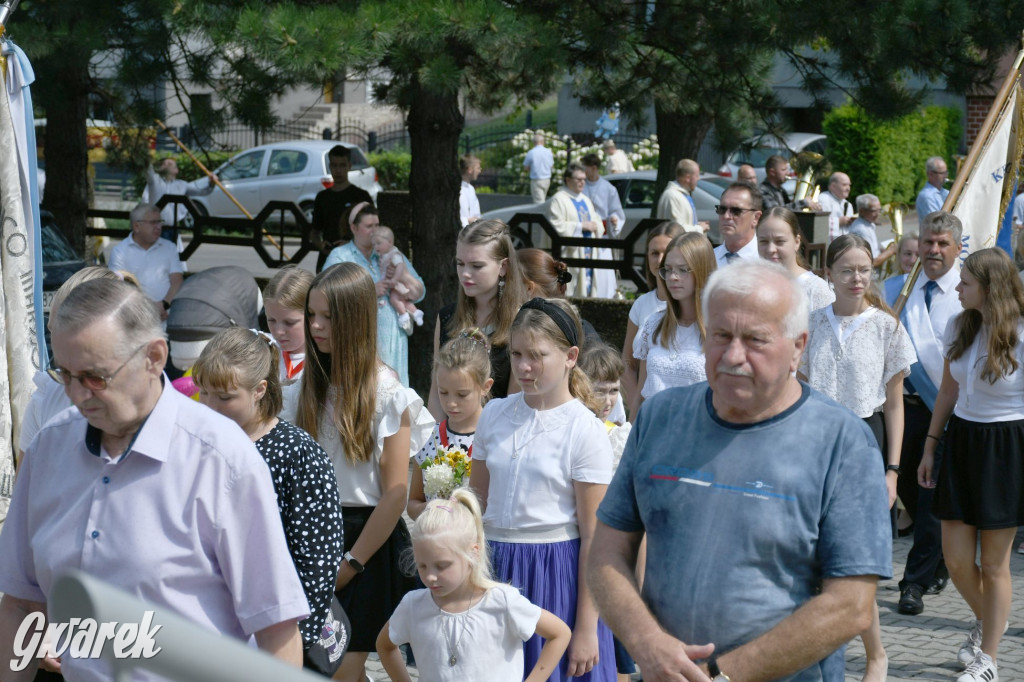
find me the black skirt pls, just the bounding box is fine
[336,506,415,652]
[933,415,1024,529]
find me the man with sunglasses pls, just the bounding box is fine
[0,279,310,679]
[713,183,763,268]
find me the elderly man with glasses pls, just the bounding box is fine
[713,182,763,268]
[850,193,897,269]
[108,202,184,321]
[915,156,950,220]
[0,279,310,680]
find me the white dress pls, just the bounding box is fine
[799,306,916,418]
[281,365,434,505]
[634,311,706,399]
[797,270,834,312]
[387,584,541,682]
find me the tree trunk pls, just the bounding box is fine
[406,83,464,395]
[652,102,714,217]
[38,56,91,255]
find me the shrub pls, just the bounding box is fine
[368,149,412,191]
[823,104,961,204]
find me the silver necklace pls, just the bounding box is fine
[443,611,467,666]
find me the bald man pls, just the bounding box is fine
[818,172,855,242]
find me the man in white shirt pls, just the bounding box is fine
[817,172,855,241]
[713,182,762,267]
[602,139,634,174]
[108,203,184,320]
[885,211,962,616]
[523,133,555,203]
[849,193,896,268]
[459,154,482,227]
[656,159,709,234]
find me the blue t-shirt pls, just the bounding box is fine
[523,145,555,179]
[597,382,892,682]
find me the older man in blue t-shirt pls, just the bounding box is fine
[589,261,892,682]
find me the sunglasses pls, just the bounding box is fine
[715,205,756,217]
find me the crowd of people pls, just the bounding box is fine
[1,148,1023,682]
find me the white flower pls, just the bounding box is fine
[423,463,457,500]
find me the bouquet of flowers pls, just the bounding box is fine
[420,445,472,500]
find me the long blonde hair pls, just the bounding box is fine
[450,220,527,347]
[410,488,499,591]
[655,232,716,348]
[510,298,598,412]
[295,263,378,463]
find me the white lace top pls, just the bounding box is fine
[281,365,435,505]
[797,270,835,311]
[634,311,706,399]
[799,305,916,418]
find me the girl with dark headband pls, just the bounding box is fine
[470,298,616,681]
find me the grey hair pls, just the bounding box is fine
[701,260,809,338]
[919,210,962,244]
[925,156,946,173]
[51,278,164,355]
[130,202,160,223]
[855,193,879,212]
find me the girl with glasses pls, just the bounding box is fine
[798,234,916,682]
[632,232,716,405]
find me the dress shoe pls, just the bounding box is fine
[898,583,925,615]
[926,574,949,595]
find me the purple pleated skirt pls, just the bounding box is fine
[489,538,616,682]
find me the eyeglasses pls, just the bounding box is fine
[658,265,693,280]
[47,343,148,391]
[833,267,874,282]
[715,205,756,217]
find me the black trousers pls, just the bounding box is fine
[897,396,947,588]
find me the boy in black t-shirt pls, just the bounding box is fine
[312,145,373,271]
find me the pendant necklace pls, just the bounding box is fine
[443,606,469,666]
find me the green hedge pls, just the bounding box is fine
[822,105,961,204]
[368,149,412,191]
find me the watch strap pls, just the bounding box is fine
[708,655,730,681]
[343,551,365,573]
[886,464,902,475]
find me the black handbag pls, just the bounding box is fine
[303,594,352,676]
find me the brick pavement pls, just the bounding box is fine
[364,534,1024,681]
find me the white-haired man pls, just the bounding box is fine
[109,202,184,320]
[818,172,855,241]
[849,193,896,268]
[589,260,892,681]
[0,279,309,679]
[915,156,949,219]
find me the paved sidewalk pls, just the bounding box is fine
[365,534,1024,681]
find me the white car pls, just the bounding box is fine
[191,140,382,221]
[479,171,728,248]
[717,132,827,195]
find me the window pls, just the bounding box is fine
[268,150,307,176]
[220,150,265,180]
[623,180,657,208]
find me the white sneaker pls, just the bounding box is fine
[956,652,997,682]
[958,620,1009,668]
[958,620,983,668]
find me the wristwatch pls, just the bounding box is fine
[343,551,365,573]
[886,464,902,475]
[708,656,731,682]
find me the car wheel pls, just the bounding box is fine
[510,226,533,249]
[301,201,315,225]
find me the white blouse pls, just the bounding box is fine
[797,270,835,312]
[281,366,434,505]
[628,289,667,329]
[474,393,613,538]
[799,305,916,418]
[946,322,1024,422]
[634,311,706,398]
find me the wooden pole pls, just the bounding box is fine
[154,119,289,256]
[893,44,1024,316]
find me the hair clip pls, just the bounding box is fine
[113,270,125,281]
[249,329,278,347]
[556,269,573,285]
[436,504,453,513]
[459,328,491,351]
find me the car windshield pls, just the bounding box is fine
[698,178,728,198]
[40,217,79,264]
[731,145,788,167]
